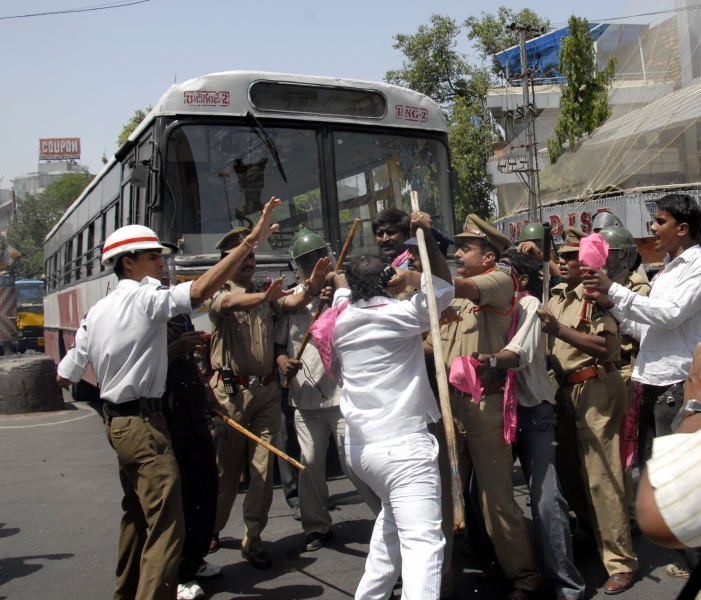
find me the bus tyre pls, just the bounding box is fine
[0,354,64,414]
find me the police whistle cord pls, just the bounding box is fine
[410,191,465,532]
[211,407,306,471]
[293,217,361,363]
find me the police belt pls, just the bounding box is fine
[234,373,277,389]
[102,397,162,418]
[564,362,615,386]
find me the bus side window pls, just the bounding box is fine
[86,223,95,277]
[75,230,83,281]
[63,239,73,286]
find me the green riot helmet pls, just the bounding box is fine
[599,226,638,273]
[289,227,333,279]
[592,210,623,232]
[518,222,545,244]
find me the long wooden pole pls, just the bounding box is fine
[211,407,305,471]
[410,191,465,530]
[293,218,361,361]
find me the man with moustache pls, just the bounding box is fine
[538,228,638,595]
[372,208,411,268]
[584,193,701,580]
[428,214,540,600]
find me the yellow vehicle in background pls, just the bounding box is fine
[12,279,44,353]
[0,276,44,354]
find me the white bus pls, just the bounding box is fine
[44,71,456,390]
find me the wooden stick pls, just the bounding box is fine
[293,218,361,361]
[211,407,305,471]
[410,191,465,531]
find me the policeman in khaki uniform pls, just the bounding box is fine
[428,214,540,600]
[208,226,326,569]
[538,227,638,595]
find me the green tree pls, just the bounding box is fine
[465,7,550,77]
[7,172,93,277]
[547,16,616,164]
[386,15,495,218]
[117,107,151,148]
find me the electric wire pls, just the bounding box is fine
[0,0,151,21]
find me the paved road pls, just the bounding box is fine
[0,401,688,599]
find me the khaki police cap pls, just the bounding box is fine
[454,213,511,254]
[559,227,587,254]
[215,227,251,253]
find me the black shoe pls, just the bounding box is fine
[241,548,272,569]
[304,530,333,552]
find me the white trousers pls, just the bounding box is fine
[295,407,380,535]
[346,431,444,600]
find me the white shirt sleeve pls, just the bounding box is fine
[503,300,538,368]
[609,273,701,329]
[57,319,89,382]
[647,430,701,548]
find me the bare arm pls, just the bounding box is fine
[410,211,452,284]
[537,307,615,361]
[190,196,281,305]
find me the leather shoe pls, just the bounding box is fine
[241,548,272,569]
[304,530,333,552]
[603,572,634,595]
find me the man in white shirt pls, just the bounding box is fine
[56,198,281,600]
[275,228,380,554]
[331,213,454,600]
[584,193,701,579]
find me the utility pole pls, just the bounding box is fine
[517,28,541,221]
[498,24,542,221]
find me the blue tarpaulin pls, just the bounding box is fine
[494,23,611,81]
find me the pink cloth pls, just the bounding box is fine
[620,382,642,470]
[449,356,484,403]
[309,301,349,384]
[502,301,522,445]
[392,249,411,268]
[578,233,609,269]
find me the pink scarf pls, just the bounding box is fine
[309,301,349,384]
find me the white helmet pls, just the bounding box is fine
[101,225,171,265]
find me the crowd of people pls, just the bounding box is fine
[55,193,701,600]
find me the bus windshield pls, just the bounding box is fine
[15,281,44,307]
[162,122,451,261]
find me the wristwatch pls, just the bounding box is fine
[489,355,498,369]
[672,398,701,431]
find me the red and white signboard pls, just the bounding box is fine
[395,104,428,122]
[183,91,230,107]
[39,138,81,161]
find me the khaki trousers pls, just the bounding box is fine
[211,380,280,554]
[105,410,184,600]
[440,392,540,592]
[295,406,380,536]
[555,369,638,575]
